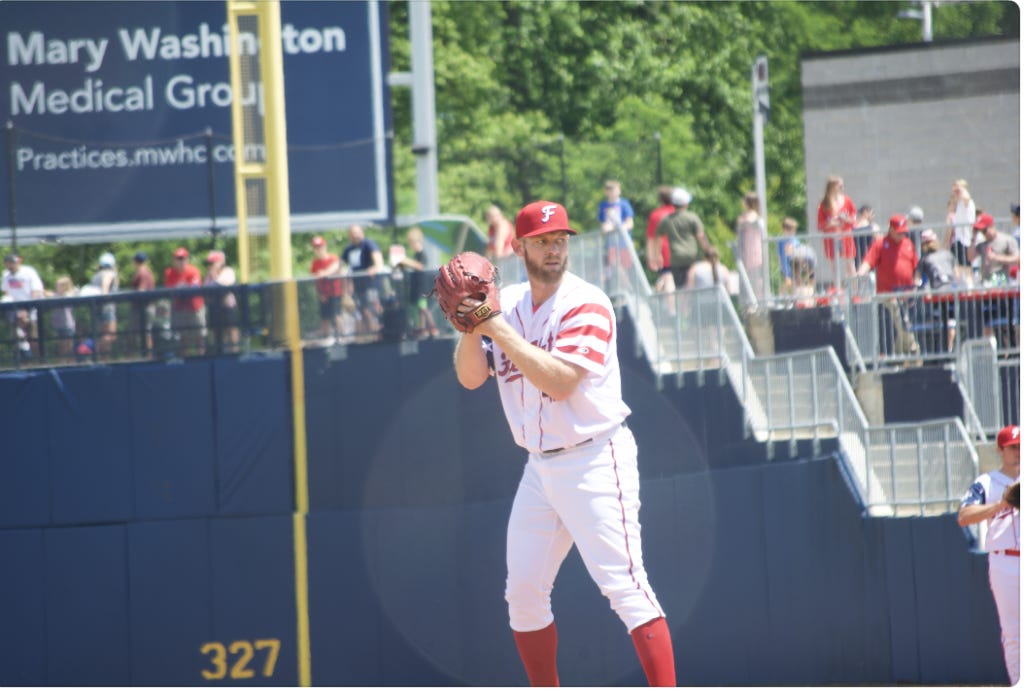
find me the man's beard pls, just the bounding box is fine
[523,248,568,285]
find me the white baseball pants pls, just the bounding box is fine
[505,425,665,633]
[989,553,1020,685]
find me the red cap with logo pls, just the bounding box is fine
[515,201,578,239]
[311,235,326,247]
[888,214,908,233]
[997,424,1020,448]
[973,212,995,230]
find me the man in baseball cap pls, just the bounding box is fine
[969,213,1019,283]
[453,200,677,685]
[514,200,577,238]
[856,214,918,293]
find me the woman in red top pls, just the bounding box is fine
[816,175,857,281]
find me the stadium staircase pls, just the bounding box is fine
[497,231,980,518]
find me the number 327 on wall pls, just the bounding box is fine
[200,639,281,680]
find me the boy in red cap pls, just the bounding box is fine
[452,201,676,686]
[959,424,1020,684]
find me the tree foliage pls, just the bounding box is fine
[391,0,1016,246]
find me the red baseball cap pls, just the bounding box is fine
[205,250,225,265]
[888,214,908,233]
[973,213,995,230]
[311,235,326,247]
[515,201,578,239]
[174,247,189,259]
[997,425,1020,448]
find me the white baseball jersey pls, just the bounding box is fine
[488,271,630,454]
[961,470,1020,552]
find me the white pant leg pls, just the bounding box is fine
[505,460,575,632]
[543,426,665,632]
[989,554,1020,685]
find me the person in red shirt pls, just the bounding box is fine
[816,175,858,283]
[856,214,919,293]
[309,235,348,342]
[645,185,675,292]
[856,214,921,358]
[164,247,206,356]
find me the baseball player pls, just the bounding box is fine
[452,201,676,686]
[958,424,1020,685]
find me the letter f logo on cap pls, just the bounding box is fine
[515,200,578,239]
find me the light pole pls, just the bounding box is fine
[898,0,934,42]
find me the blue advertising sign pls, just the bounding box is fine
[0,0,392,243]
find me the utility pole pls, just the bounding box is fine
[388,2,439,218]
[752,55,769,224]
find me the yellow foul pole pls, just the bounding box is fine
[226,1,310,685]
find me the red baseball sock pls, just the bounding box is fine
[513,621,559,687]
[630,617,676,687]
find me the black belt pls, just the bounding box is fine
[541,438,594,456]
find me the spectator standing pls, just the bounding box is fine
[485,205,515,261]
[686,247,728,290]
[856,214,920,358]
[203,250,240,353]
[645,185,675,293]
[598,179,635,234]
[342,224,385,337]
[656,187,714,290]
[599,180,635,285]
[50,275,77,362]
[130,251,156,355]
[89,252,120,358]
[918,228,958,352]
[1,252,44,359]
[735,191,767,301]
[816,175,858,284]
[310,235,348,343]
[164,247,205,356]
[969,213,1020,284]
[777,217,817,299]
[958,424,1020,686]
[393,226,440,339]
[852,204,881,265]
[944,179,977,285]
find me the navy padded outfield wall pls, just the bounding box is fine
[0,320,1008,685]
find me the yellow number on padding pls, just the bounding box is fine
[200,642,227,680]
[255,639,281,678]
[228,640,255,679]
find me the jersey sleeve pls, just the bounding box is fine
[552,301,614,374]
[961,480,986,508]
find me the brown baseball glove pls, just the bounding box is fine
[1004,482,1020,510]
[432,251,501,333]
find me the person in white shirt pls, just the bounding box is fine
[958,424,1020,685]
[943,179,977,285]
[1,252,45,358]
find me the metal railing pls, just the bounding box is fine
[0,225,984,515]
[958,337,1021,437]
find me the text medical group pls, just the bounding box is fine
[6,23,348,116]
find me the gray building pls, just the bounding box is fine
[802,36,1019,247]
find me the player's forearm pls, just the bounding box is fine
[454,332,490,390]
[957,501,1007,527]
[482,318,582,401]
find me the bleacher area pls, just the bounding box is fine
[0,227,1010,517]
